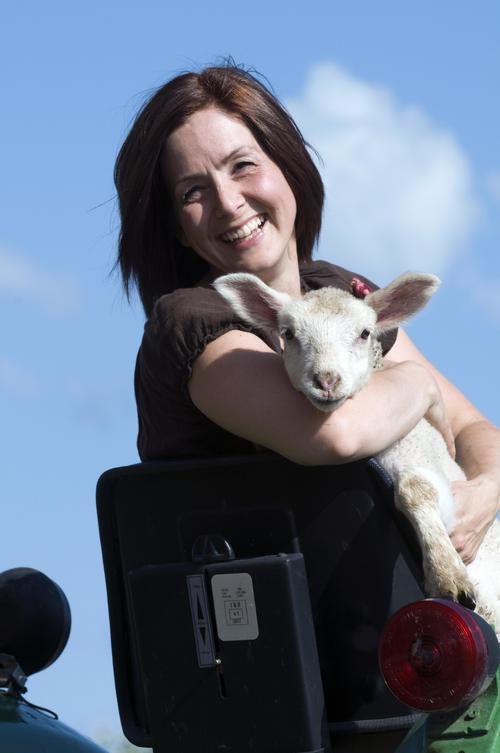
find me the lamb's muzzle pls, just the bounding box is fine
[313,371,340,395]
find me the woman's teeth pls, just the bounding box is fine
[221,216,266,243]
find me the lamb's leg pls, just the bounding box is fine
[395,469,476,608]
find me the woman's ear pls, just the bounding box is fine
[171,208,189,247]
[176,225,189,247]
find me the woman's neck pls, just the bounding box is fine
[257,263,302,298]
[262,238,302,297]
[205,254,303,299]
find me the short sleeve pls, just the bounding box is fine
[146,286,280,394]
[134,286,280,461]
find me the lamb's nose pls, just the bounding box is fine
[313,372,339,393]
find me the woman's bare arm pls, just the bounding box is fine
[189,329,449,466]
[387,329,485,434]
[190,326,498,559]
[389,329,500,562]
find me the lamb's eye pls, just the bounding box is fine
[360,329,370,340]
[282,328,295,341]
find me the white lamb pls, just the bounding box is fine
[214,271,500,633]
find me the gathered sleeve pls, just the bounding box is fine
[134,286,280,460]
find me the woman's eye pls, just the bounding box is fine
[234,160,255,172]
[360,329,370,340]
[181,186,202,204]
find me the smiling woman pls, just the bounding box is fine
[115,65,323,317]
[115,63,500,567]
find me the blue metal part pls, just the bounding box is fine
[0,692,107,753]
[395,715,428,753]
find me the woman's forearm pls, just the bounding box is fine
[455,419,500,508]
[190,331,446,466]
[325,360,449,462]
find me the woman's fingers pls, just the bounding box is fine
[449,475,499,562]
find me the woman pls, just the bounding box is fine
[115,64,500,565]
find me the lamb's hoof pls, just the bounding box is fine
[457,591,476,611]
[424,568,477,609]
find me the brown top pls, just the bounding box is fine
[134,260,397,461]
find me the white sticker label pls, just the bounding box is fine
[211,573,259,641]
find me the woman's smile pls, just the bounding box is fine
[219,214,267,245]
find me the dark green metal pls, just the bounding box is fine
[394,668,500,753]
[427,668,500,753]
[0,692,107,753]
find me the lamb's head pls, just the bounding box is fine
[214,271,440,412]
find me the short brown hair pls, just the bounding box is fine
[115,64,324,317]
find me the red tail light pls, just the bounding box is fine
[379,599,499,712]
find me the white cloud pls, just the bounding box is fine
[0,356,41,397]
[287,63,480,283]
[0,246,82,316]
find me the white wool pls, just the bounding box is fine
[215,271,500,636]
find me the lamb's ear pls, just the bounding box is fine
[213,273,291,329]
[365,273,441,333]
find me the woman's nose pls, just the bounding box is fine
[214,179,244,217]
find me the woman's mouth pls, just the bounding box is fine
[220,215,267,244]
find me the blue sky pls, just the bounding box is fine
[1,0,499,744]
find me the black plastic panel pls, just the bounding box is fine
[96,454,425,749]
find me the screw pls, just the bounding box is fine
[464,710,477,721]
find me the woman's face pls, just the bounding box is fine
[163,107,298,282]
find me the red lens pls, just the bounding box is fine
[379,599,494,712]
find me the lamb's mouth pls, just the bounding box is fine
[220,215,267,243]
[310,395,347,413]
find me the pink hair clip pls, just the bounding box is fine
[351,277,372,299]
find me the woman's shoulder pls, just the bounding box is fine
[141,283,280,374]
[141,285,239,366]
[152,284,231,326]
[299,259,379,293]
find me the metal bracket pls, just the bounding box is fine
[0,653,27,694]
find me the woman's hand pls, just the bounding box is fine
[449,474,500,564]
[387,331,500,565]
[450,419,500,563]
